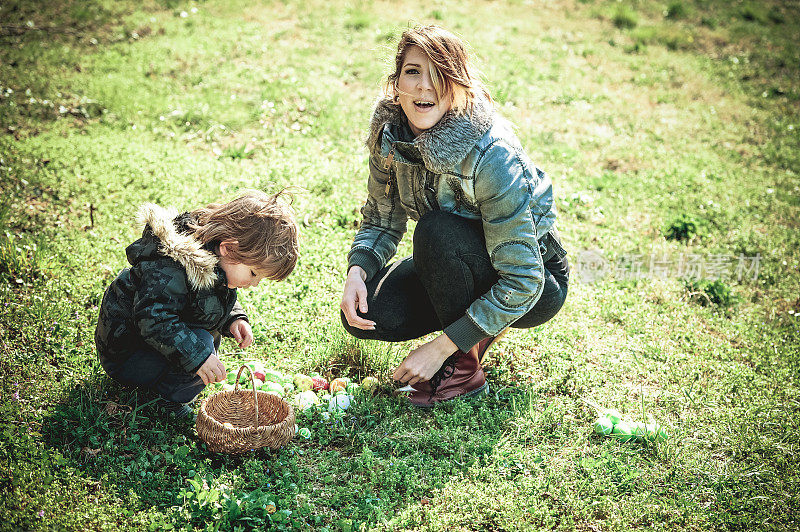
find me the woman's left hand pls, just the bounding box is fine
[229,319,253,349]
[393,334,458,385]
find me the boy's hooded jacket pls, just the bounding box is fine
[95,205,247,374]
[348,97,565,352]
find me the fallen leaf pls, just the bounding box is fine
[82,447,101,458]
[104,400,130,416]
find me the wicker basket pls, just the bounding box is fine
[196,365,295,454]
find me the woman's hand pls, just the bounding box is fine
[229,319,253,349]
[196,353,226,385]
[393,334,458,385]
[341,266,376,330]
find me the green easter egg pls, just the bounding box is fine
[361,376,379,392]
[264,382,285,395]
[263,369,284,383]
[293,373,314,391]
[602,409,623,425]
[298,427,312,439]
[226,371,237,385]
[594,416,614,436]
[611,421,635,442]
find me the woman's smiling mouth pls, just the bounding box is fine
[414,100,436,112]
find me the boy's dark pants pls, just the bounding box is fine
[342,210,569,344]
[99,329,218,404]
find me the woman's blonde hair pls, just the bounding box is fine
[190,190,299,281]
[384,25,490,112]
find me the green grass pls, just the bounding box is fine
[1,0,799,530]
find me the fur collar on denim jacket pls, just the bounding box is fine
[366,97,495,174]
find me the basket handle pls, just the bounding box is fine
[233,365,259,429]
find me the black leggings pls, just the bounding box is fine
[342,210,569,344]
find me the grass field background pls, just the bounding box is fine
[1,0,799,530]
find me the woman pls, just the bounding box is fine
[341,26,568,407]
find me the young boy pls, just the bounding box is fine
[95,190,299,418]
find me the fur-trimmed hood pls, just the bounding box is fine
[130,204,219,290]
[366,97,495,174]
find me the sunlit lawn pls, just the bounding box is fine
[1,0,798,530]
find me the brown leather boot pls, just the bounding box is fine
[475,327,509,364]
[408,347,488,408]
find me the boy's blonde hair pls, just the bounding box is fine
[384,25,491,112]
[190,190,299,281]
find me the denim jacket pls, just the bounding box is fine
[348,97,565,351]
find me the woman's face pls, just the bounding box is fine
[396,45,451,137]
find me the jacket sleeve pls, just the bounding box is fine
[347,149,408,281]
[221,298,248,337]
[444,140,548,352]
[132,259,215,374]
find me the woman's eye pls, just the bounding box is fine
[404,68,419,75]
[250,270,256,277]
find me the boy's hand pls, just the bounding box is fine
[230,319,253,349]
[197,353,226,385]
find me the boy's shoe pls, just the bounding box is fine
[160,399,195,420]
[407,348,488,408]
